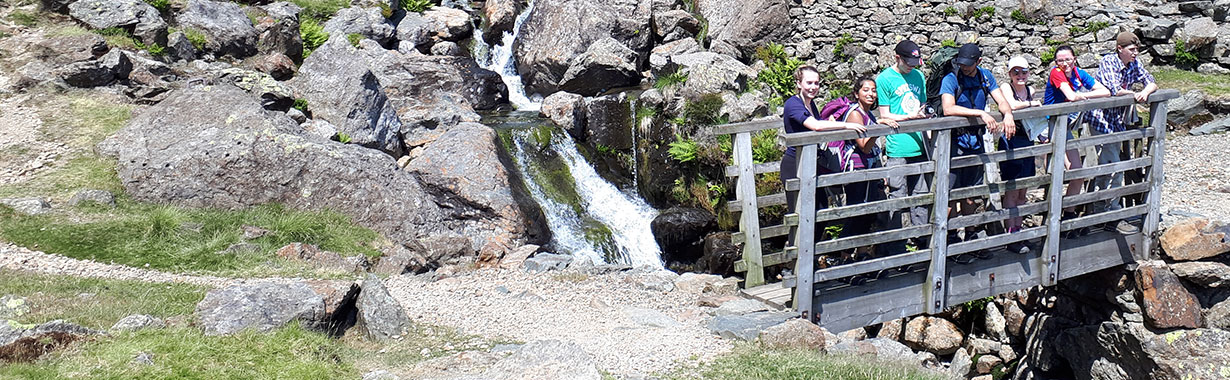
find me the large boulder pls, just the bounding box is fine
[483,0,521,44]
[406,123,546,257]
[97,84,439,248]
[539,91,586,137]
[903,316,964,355]
[758,319,826,350]
[421,6,473,42]
[176,0,260,58]
[670,52,757,99]
[558,37,640,97]
[0,320,104,362]
[355,275,412,341]
[582,93,634,150]
[290,36,405,156]
[648,37,702,74]
[1055,322,1230,380]
[1182,17,1220,49]
[323,7,396,46]
[653,9,700,43]
[253,2,304,62]
[651,207,718,265]
[1169,261,1230,287]
[1160,217,1230,261]
[68,0,167,45]
[1135,261,1204,329]
[195,282,336,335]
[216,68,295,111]
[394,12,432,51]
[693,0,789,61]
[707,311,795,341]
[513,0,651,95]
[56,49,131,87]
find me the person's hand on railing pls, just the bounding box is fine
[880,118,899,129]
[844,122,868,134]
[1002,113,1016,139]
[981,112,1002,135]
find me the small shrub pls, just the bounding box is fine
[183,28,208,51]
[970,6,995,19]
[635,106,658,125]
[940,39,957,48]
[753,42,803,109]
[1069,21,1109,35]
[1010,9,1046,25]
[668,135,699,163]
[654,70,688,89]
[378,3,393,18]
[750,129,781,164]
[336,132,352,144]
[832,33,855,62]
[1175,39,1199,66]
[293,98,309,113]
[346,33,363,47]
[144,0,169,12]
[291,0,348,21]
[1040,46,1058,64]
[943,7,957,16]
[145,43,166,56]
[300,18,329,58]
[402,0,433,13]
[8,11,37,27]
[682,93,725,127]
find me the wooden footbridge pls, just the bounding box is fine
[716,89,1180,333]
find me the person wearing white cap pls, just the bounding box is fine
[997,56,1045,254]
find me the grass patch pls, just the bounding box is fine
[1154,68,1230,97]
[668,346,948,380]
[143,0,169,12]
[969,6,995,19]
[0,324,357,379]
[1174,39,1199,67]
[300,18,329,58]
[943,7,957,16]
[0,270,205,330]
[7,11,38,27]
[401,0,433,13]
[0,202,385,277]
[346,32,363,47]
[290,0,348,22]
[654,70,688,89]
[1069,21,1109,35]
[182,28,208,51]
[0,95,131,200]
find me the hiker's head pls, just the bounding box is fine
[1054,46,1076,71]
[953,43,982,76]
[894,40,922,69]
[1007,56,1031,86]
[1116,32,1141,64]
[853,76,877,108]
[794,65,821,99]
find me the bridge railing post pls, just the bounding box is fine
[795,144,818,321]
[733,131,765,287]
[1141,100,1169,260]
[925,129,953,314]
[1042,116,1071,286]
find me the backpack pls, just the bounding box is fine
[923,46,994,152]
[815,96,858,174]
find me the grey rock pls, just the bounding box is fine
[429,41,463,56]
[648,38,702,75]
[984,302,1009,342]
[132,351,155,365]
[111,314,166,332]
[275,242,366,273]
[394,12,432,51]
[356,274,412,341]
[559,38,640,97]
[57,49,131,88]
[167,32,199,62]
[0,320,104,362]
[758,318,826,350]
[499,244,539,270]
[828,338,919,362]
[250,53,297,80]
[290,36,404,156]
[1140,16,1179,40]
[479,340,601,380]
[26,34,109,66]
[1169,261,1230,287]
[903,316,964,355]
[707,311,795,341]
[1167,89,1208,126]
[1208,298,1230,330]
[622,307,681,328]
[950,347,973,378]
[68,0,166,45]
[1182,17,1219,49]
[323,7,395,46]
[40,0,74,13]
[670,52,757,99]
[539,91,586,136]
[634,270,678,292]
[719,90,768,123]
[195,282,329,335]
[713,298,771,316]
[0,198,51,215]
[483,0,520,44]
[254,2,304,62]
[421,6,472,42]
[694,0,790,60]
[653,9,700,42]
[217,68,295,111]
[513,0,651,95]
[582,93,633,149]
[524,253,573,273]
[362,369,401,380]
[370,244,425,275]
[1198,62,1230,75]
[286,108,307,123]
[0,296,30,320]
[1191,116,1230,135]
[176,0,259,58]
[68,189,115,208]
[300,119,339,139]
[1055,322,1230,380]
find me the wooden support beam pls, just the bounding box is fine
[734,131,764,287]
[794,144,819,322]
[927,129,953,314]
[1042,116,1068,287]
[1142,101,1168,261]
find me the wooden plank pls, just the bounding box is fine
[926,129,953,314]
[734,249,798,272]
[950,143,1054,169]
[1059,204,1148,232]
[725,161,781,178]
[779,90,1180,148]
[732,223,793,245]
[813,193,936,224]
[1062,157,1152,181]
[813,231,1142,333]
[713,117,780,135]
[947,225,1048,256]
[727,193,787,212]
[949,175,1052,202]
[734,131,765,287]
[741,282,793,310]
[1065,128,1153,151]
[1042,116,1069,286]
[807,161,935,189]
[794,144,819,321]
[949,202,1051,231]
[813,250,932,282]
[1061,183,1150,210]
[813,225,933,256]
[1142,101,1168,261]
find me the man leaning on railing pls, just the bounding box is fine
[1086,31,1159,235]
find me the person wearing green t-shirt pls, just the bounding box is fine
[875,39,930,255]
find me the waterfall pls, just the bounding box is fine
[507,127,662,268]
[477,0,542,111]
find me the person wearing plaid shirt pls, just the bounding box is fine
[1087,31,1159,234]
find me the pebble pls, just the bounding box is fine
[1161,132,1230,227]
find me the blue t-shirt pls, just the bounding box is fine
[940,67,998,110]
[1043,67,1096,105]
[782,95,818,157]
[940,67,998,152]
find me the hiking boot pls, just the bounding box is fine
[1112,220,1141,234]
[952,253,976,265]
[1007,241,1031,255]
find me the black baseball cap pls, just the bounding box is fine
[895,40,922,66]
[953,43,982,66]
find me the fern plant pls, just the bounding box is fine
[753,42,803,109]
[402,0,432,13]
[667,135,699,163]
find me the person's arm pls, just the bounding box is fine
[1080,69,1111,99]
[989,86,1015,139]
[803,117,867,134]
[844,110,876,153]
[940,74,1000,134]
[998,83,1034,110]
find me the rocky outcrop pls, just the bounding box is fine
[1055,322,1230,380]
[513,0,650,95]
[1135,261,1204,329]
[651,207,718,265]
[1160,217,1230,261]
[253,2,304,62]
[323,7,396,46]
[195,282,335,335]
[1,320,104,362]
[68,0,167,45]
[694,0,789,61]
[355,275,412,341]
[483,0,521,44]
[653,9,700,43]
[558,37,640,97]
[176,0,259,58]
[669,52,757,100]
[290,36,405,156]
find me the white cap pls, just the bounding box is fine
[1007,56,1029,70]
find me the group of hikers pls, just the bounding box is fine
[780,31,1159,278]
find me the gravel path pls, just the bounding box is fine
[2,242,252,288]
[385,269,734,377]
[1160,132,1230,227]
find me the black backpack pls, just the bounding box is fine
[923,46,992,117]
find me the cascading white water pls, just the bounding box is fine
[507,128,662,268]
[476,0,542,111]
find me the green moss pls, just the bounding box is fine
[183,28,209,51]
[347,33,364,47]
[300,18,329,58]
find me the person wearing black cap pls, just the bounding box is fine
[938,43,1018,261]
[875,39,929,256]
[1087,31,1158,235]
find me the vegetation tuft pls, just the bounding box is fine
[667,135,699,163]
[290,0,348,22]
[1068,21,1109,35]
[183,28,208,51]
[1174,39,1199,66]
[1010,9,1046,25]
[753,42,803,109]
[143,0,169,12]
[832,34,855,63]
[1154,68,1230,97]
[347,32,363,47]
[0,270,205,329]
[402,0,433,13]
[681,93,726,127]
[300,18,330,58]
[943,7,957,16]
[969,6,995,19]
[7,11,38,27]
[653,70,688,89]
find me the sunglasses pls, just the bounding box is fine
[1010,69,1029,75]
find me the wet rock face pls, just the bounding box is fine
[651,207,718,266]
[512,0,650,95]
[1134,261,1205,329]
